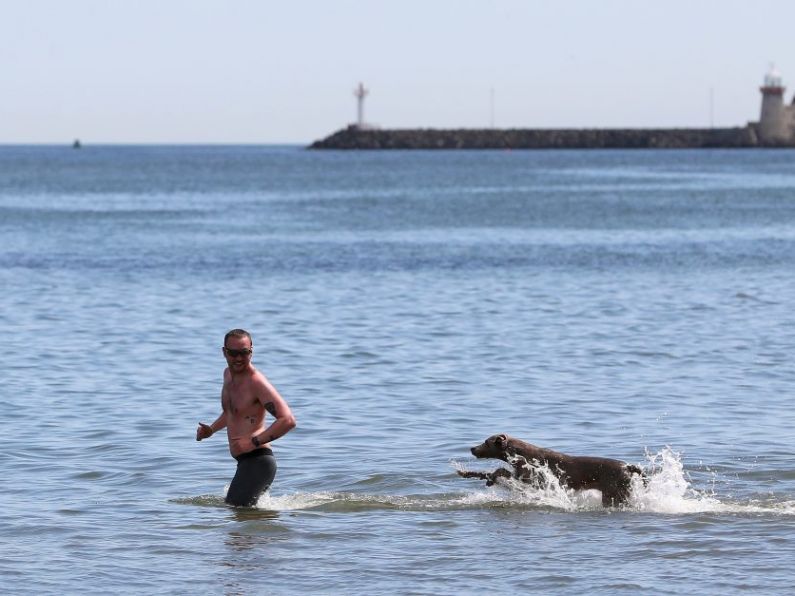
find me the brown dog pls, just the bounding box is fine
[458,434,644,507]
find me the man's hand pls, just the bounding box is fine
[196,422,213,441]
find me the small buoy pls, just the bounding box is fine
[73,139,82,149]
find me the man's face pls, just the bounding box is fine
[223,335,253,372]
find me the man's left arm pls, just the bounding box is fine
[252,376,296,446]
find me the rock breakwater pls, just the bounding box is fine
[309,125,782,149]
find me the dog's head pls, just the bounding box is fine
[470,434,514,460]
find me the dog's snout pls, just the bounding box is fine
[470,446,477,455]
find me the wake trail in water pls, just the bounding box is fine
[176,448,795,516]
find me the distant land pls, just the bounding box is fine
[310,70,795,150]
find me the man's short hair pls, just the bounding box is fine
[224,328,252,347]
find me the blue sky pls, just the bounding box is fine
[1,0,793,143]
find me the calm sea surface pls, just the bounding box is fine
[1,146,794,594]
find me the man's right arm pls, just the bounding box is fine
[196,412,227,441]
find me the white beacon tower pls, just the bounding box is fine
[758,65,788,143]
[353,82,369,129]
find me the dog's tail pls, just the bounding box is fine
[626,464,649,486]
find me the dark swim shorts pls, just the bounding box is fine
[225,447,277,507]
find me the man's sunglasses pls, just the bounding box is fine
[223,347,252,357]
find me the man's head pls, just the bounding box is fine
[224,328,252,348]
[223,328,253,371]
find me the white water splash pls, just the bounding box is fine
[451,455,603,511]
[627,446,724,514]
[255,491,341,511]
[453,447,795,515]
[218,484,346,511]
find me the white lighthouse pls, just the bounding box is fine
[757,65,793,144]
[353,82,369,129]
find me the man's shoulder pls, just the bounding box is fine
[250,367,270,385]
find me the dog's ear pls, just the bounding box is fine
[495,434,508,448]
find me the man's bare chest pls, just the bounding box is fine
[222,384,261,416]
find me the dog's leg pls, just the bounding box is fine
[485,467,513,486]
[457,468,512,486]
[457,470,491,480]
[601,480,632,507]
[626,464,649,487]
[601,467,646,506]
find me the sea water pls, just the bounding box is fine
[1,146,794,594]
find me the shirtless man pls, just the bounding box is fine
[196,329,296,507]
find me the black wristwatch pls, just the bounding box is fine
[252,435,261,448]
